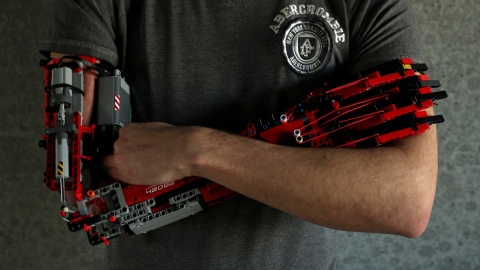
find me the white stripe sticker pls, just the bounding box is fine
[115,95,120,111]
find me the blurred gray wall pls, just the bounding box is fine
[1,1,478,269]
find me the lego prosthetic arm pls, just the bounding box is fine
[40,58,447,246]
[40,56,237,245]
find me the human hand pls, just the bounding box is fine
[102,122,203,186]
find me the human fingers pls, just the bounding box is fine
[101,155,117,171]
[101,156,124,181]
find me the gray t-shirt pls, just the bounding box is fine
[40,1,423,269]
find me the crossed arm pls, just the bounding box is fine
[103,115,437,238]
[52,52,438,238]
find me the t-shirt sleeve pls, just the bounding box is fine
[346,0,424,74]
[39,0,121,66]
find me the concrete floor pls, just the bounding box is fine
[0,1,478,269]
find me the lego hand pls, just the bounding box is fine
[102,122,202,185]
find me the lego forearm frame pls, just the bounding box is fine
[40,57,447,245]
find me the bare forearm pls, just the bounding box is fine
[192,122,437,237]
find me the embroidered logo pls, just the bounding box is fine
[283,20,332,75]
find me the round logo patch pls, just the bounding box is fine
[283,20,332,75]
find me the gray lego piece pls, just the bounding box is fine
[94,222,124,243]
[51,66,73,105]
[169,188,202,204]
[71,65,84,118]
[128,194,204,235]
[95,70,131,126]
[54,131,69,179]
[77,182,129,217]
[118,199,156,225]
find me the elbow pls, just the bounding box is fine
[395,146,438,238]
[399,206,432,238]
[385,168,437,238]
[396,179,436,238]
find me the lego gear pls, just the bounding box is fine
[40,58,447,245]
